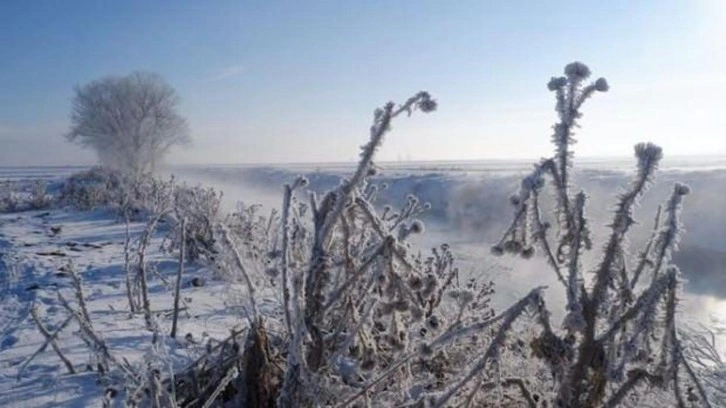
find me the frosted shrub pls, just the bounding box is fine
[28,180,52,210]
[138,92,501,407]
[0,180,53,212]
[217,203,279,282]
[59,166,128,211]
[164,183,224,263]
[0,181,21,213]
[60,166,188,221]
[273,92,514,407]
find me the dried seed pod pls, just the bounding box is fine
[410,220,425,234]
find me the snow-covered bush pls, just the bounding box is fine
[60,167,188,222]
[58,166,128,211]
[217,203,279,282]
[27,180,52,210]
[0,180,53,213]
[0,181,21,213]
[164,184,224,263]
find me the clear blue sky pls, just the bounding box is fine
[1,0,724,165]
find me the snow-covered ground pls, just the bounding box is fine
[1,160,725,406]
[0,208,248,407]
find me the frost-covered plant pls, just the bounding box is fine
[488,62,711,407]
[137,178,176,327]
[274,92,512,406]
[0,180,52,212]
[214,203,280,297]
[28,181,52,210]
[164,183,223,263]
[118,175,177,323]
[680,326,726,405]
[0,181,20,213]
[55,262,136,381]
[124,330,180,408]
[59,166,127,211]
[60,166,170,218]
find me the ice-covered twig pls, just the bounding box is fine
[57,291,137,381]
[123,212,138,313]
[67,261,92,325]
[681,342,713,408]
[201,366,239,408]
[220,223,259,322]
[433,288,545,407]
[19,308,75,378]
[317,92,436,246]
[630,205,662,289]
[604,368,663,408]
[590,143,662,317]
[597,268,676,344]
[170,217,185,338]
[137,214,166,329]
[278,177,309,408]
[650,183,690,284]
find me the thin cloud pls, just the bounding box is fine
[202,64,246,83]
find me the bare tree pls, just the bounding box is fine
[66,72,190,174]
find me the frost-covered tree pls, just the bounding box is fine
[66,72,190,174]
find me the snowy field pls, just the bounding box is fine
[1,159,725,406]
[0,210,260,407]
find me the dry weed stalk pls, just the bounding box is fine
[18,307,75,378]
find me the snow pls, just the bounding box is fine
[0,209,243,407]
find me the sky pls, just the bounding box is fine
[1,0,725,166]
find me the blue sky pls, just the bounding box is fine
[1,0,724,165]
